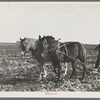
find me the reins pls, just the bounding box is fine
[49,42,73,52]
[56,50,86,66]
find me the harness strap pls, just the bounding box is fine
[49,42,73,52]
[58,44,66,49]
[58,42,72,49]
[64,44,68,55]
[49,43,67,52]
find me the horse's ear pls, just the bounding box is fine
[20,37,22,41]
[39,35,41,40]
[57,38,61,41]
[24,37,26,40]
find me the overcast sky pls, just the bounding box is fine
[0,2,100,44]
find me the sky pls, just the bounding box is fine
[0,2,100,44]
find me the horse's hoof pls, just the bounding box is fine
[79,78,83,81]
[94,67,98,70]
[69,76,74,80]
[79,77,87,83]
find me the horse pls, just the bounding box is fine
[34,35,86,81]
[94,43,100,68]
[19,37,36,57]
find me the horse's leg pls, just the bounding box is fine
[52,63,57,75]
[70,61,77,79]
[39,60,45,80]
[81,64,86,80]
[79,58,86,80]
[57,63,61,81]
[53,67,57,75]
[39,65,43,80]
[63,62,68,76]
[43,64,47,78]
[52,62,60,81]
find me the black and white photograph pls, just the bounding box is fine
[0,2,100,98]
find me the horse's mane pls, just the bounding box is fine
[41,36,56,49]
[42,36,55,42]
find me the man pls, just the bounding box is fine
[94,43,100,68]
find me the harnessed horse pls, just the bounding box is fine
[34,35,86,81]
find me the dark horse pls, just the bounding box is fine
[20,37,36,57]
[35,35,86,81]
[94,43,100,68]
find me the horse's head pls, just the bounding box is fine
[35,35,56,58]
[20,37,30,55]
[94,44,100,50]
[37,35,49,58]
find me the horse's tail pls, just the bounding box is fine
[77,42,86,63]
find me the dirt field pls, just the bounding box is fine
[0,43,100,92]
